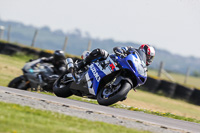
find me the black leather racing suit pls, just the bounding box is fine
[41,56,66,75]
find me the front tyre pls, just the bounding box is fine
[97,81,131,106]
[53,74,73,98]
[8,75,29,90]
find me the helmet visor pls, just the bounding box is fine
[147,55,154,63]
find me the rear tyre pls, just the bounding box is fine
[53,74,73,98]
[97,81,131,106]
[8,76,29,90]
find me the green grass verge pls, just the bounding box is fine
[0,101,150,133]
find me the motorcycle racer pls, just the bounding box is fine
[40,50,66,75]
[75,44,155,71]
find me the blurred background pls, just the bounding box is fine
[0,0,200,76]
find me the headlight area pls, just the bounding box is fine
[135,63,147,77]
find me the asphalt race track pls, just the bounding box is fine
[0,86,200,133]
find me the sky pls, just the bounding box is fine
[0,0,200,58]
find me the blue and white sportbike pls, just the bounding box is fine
[53,49,147,106]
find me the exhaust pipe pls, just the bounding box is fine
[66,58,74,70]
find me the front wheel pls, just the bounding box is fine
[53,74,73,98]
[97,81,131,106]
[8,75,29,90]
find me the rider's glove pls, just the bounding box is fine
[121,47,128,53]
[113,47,125,57]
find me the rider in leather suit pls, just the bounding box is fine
[41,50,66,75]
[75,44,155,71]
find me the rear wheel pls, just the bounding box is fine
[8,76,29,90]
[97,80,131,106]
[53,74,73,98]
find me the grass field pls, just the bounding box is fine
[0,53,34,86]
[120,90,200,120]
[0,101,150,133]
[1,53,200,123]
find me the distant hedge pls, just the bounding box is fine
[0,41,81,61]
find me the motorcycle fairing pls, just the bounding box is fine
[116,51,147,86]
[86,57,119,95]
[22,59,55,88]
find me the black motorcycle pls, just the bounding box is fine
[8,59,59,91]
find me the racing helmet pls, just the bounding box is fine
[53,50,65,61]
[81,51,91,60]
[139,44,155,66]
